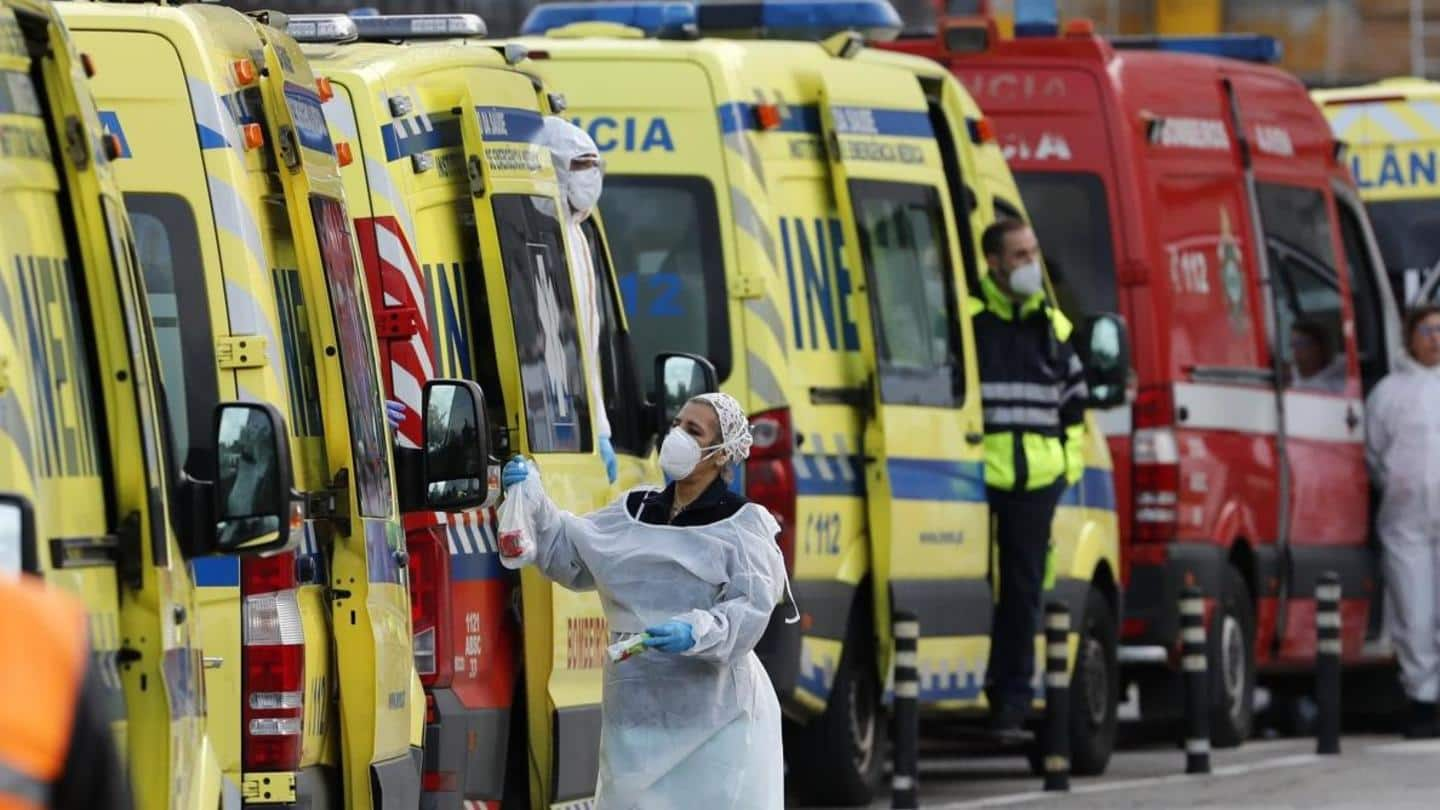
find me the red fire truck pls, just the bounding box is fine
[886,0,1403,744]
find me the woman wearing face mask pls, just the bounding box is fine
[500,392,794,809]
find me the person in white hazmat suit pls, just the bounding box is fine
[537,117,618,482]
[500,392,794,808]
[1367,305,1440,739]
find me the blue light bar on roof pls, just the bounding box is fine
[520,1,698,36]
[1109,34,1283,64]
[1014,0,1058,37]
[696,0,903,42]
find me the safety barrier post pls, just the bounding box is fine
[1316,571,1342,756]
[892,612,920,809]
[1043,601,1071,792]
[1181,584,1211,774]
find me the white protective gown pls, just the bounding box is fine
[1367,361,1440,702]
[527,486,787,809]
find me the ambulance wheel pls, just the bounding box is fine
[1070,587,1118,775]
[1209,564,1256,748]
[785,617,884,806]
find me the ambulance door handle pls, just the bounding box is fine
[203,657,224,670]
[965,432,984,446]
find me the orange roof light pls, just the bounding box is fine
[967,116,996,144]
[232,58,258,87]
[754,103,782,131]
[335,141,353,167]
[242,123,265,150]
[80,53,96,78]
[1063,18,1095,37]
[316,76,334,102]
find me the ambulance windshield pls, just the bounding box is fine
[600,176,729,393]
[1014,172,1119,320]
[1364,198,1440,303]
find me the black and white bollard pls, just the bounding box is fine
[1043,601,1071,792]
[892,612,920,809]
[1316,571,1342,756]
[1181,584,1211,774]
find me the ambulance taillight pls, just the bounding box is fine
[1131,386,1179,543]
[746,407,797,574]
[241,551,305,771]
[407,527,453,686]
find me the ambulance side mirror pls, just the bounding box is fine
[212,402,295,554]
[651,353,718,435]
[0,492,36,575]
[1076,313,1130,410]
[421,379,490,511]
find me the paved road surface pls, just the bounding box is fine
[828,734,1440,809]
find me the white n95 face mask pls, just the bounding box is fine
[563,167,602,219]
[659,428,721,481]
[1008,259,1044,297]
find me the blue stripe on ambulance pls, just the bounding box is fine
[283,84,335,154]
[380,106,544,162]
[444,514,507,582]
[191,557,240,587]
[794,455,1115,511]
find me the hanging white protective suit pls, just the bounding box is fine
[1367,359,1440,702]
[521,476,787,809]
[537,118,613,472]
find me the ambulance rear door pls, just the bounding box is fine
[251,26,419,807]
[817,58,991,700]
[455,83,606,807]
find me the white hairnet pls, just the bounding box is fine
[692,392,752,464]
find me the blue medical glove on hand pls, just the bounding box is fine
[643,621,695,654]
[502,457,530,491]
[384,399,406,430]
[600,435,618,484]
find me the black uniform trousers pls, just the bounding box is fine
[984,477,1066,715]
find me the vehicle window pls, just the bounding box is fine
[850,179,964,407]
[1014,172,1119,319]
[102,200,173,563]
[126,193,218,478]
[599,176,728,392]
[1336,199,1388,395]
[311,195,392,517]
[272,267,325,439]
[1363,198,1440,304]
[1259,184,1346,394]
[493,195,591,454]
[581,217,645,455]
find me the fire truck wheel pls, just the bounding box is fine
[1209,564,1256,747]
[784,609,884,806]
[1070,586,1119,775]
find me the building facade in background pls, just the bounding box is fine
[226,1,1440,87]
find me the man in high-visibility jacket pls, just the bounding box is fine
[0,576,130,810]
[971,218,1087,739]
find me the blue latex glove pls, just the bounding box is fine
[501,456,530,491]
[384,399,406,430]
[643,621,695,654]
[599,434,618,484]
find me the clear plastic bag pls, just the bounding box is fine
[497,476,539,569]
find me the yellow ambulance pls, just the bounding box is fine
[289,13,698,808]
[1316,78,1440,304]
[517,0,1126,802]
[54,3,489,807]
[0,1,231,808]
